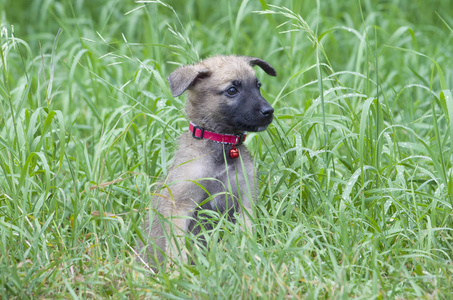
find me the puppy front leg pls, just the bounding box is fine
[165,208,191,268]
[163,184,206,269]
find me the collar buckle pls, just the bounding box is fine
[191,124,205,139]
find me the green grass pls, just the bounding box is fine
[1,0,453,298]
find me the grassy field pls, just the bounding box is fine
[1,0,453,298]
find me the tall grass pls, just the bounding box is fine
[1,0,452,298]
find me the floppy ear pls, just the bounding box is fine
[242,56,277,77]
[167,65,211,97]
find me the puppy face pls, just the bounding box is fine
[168,56,276,134]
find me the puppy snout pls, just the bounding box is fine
[260,105,274,116]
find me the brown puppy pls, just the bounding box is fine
[139,55,276,269]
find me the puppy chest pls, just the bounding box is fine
[198,164,254,207]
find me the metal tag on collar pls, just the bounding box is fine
[235,133,244,146]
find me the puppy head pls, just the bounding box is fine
[167,55,276,134]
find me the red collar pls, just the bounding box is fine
[189,122,246,145]
[189,122,246,159]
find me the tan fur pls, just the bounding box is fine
[139,55,276,270]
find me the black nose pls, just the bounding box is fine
[261,105,274,116]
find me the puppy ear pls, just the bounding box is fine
[242,56,277,77]
[167,65,211,97]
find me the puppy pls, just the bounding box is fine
[139,55,276,269]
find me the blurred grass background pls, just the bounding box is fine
[1,0,452,298]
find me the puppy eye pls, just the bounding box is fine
[257,81,262,88]
[226,87,239,96]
